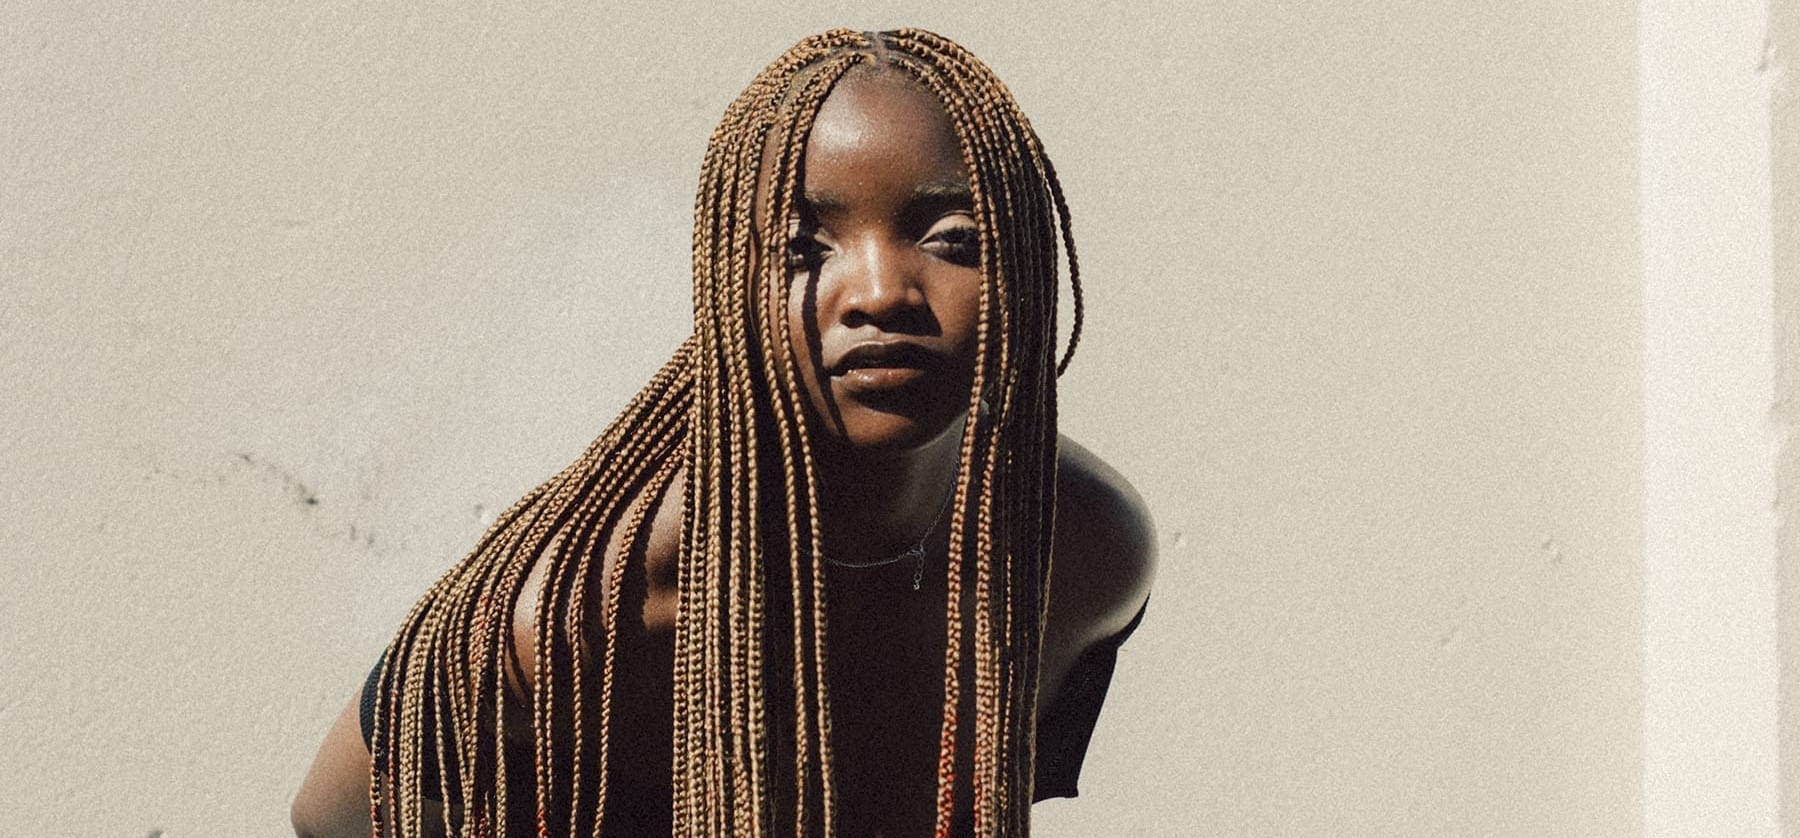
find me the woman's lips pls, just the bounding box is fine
[828,341,942,394]
[836,365,930,392]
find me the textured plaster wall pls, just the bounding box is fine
[1641,0,1785,834]
[1779,0,1800,831]
[2,2,1645,836]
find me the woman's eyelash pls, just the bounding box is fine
[925,226,981,265]
[928,227,979,246]
[784,225,979,269]
[785,233,828,267]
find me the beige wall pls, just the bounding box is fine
[1642,0,1786,833]
[0,2,1671,835]
[1778,0,1800,831]
[1786,0,1800,823]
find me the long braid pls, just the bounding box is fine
[882,28,1074,835]
[772,54,869,838]
[369,27,1081,837]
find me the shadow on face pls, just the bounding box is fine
[768,68,984,462]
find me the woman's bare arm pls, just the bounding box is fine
[293,468,680,837]
[292,686,457,838]
[291,692,374,838]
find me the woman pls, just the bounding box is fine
[293,28,1153,838]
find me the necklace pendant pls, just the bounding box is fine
[907,544,926,591]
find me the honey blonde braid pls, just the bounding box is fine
[370,27,1082,837]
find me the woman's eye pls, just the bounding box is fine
[785,234,829,270]
[924,225,980,267]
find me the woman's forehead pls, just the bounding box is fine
[804,75,965,188]
[752,66,968,227]
[811,71,955,140]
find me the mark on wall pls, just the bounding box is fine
[1759,37,1789,97]
[1436,594,1472,651]
[231,451,319,508]
[219,451,388,554]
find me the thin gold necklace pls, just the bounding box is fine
[820,481,957,591]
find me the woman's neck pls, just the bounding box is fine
[814,415,966,558]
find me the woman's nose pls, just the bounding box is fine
[837,236,926,326]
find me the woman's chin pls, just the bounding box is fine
[820,406,969,462]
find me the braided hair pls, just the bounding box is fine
[369,28,1082,837]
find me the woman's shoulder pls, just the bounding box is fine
[508,465,684,690]
[1049,435,1157,647]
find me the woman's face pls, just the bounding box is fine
[778,71,983,458]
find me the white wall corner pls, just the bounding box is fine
[1774,0,1800,834]
[1642,0,1782,835]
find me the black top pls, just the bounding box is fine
[1022,599,1146,800]
[359,601,1144,803]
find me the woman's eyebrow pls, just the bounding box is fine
[906,184,975,223]
[798,182,974,219]
[798,191,847,218]
[913,182,973,203]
